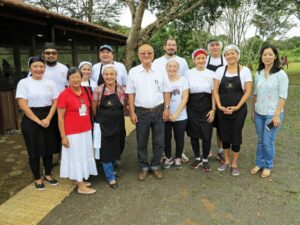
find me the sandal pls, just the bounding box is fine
[261,169,271,178]
[250,166,261,175]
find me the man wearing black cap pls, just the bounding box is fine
[206,39,227,161]
[42,42,68,94]
[91,44,127,86]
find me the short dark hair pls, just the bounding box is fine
[67,67,82,80]
[164,37,176,46]
[28,56,45,67]
[257,44,281,74]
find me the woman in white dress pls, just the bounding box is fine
[57,67,97,194]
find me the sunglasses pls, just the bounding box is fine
[44,51,57,55]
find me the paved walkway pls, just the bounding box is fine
[0,117,135,225]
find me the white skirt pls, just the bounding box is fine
[60,130,98,182]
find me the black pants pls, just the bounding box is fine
[29,155,53,180]
[164,119,187,159]
[191,137,211,160]
[222,142,240,152]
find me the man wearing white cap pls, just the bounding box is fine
[91,44,128,86]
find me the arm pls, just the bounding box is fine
[170,89,189,122]
[128,93,138,125]
[41,99,57,127]
[17,98,43,126]
[163,92,171,121]
[206,90,216,123]
[57,108,69,148]
[92,100,98,117]
[272,98,286,127]
[213,79,226,113]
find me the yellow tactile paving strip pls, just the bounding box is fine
[0,117,135,225]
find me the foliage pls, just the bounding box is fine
[25,0,124,25]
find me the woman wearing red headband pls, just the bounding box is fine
[184,49,216,172]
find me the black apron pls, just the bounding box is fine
[206,55,224,72]
[95,85,125,162]
[206,55,224,129]
[21,106,61,158]
[217,65,247,145]
[97,63,105,86]
[186,93,213,140]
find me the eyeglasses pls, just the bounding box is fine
[139,52,153,56]
[44,51,57,55]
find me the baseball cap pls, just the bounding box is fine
[99,44,113,52]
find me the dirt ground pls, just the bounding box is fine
[1,85,299,225]
[38,86,300,225]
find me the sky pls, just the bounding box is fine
[119,8,300,39]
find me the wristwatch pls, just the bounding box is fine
[165,105,170,109]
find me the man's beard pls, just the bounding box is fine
[45,60,57,66]
[166,50,176,56]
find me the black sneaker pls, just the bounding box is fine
[44,177,58,186]
[190,159,202,169]
[35,182,45,190]
[202,161,212,172]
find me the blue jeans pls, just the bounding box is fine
[254,112,283,169]
[102,162,115,182]
[135,106,165,171]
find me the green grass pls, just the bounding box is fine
[284,62,300,85]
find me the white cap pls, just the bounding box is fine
[78,61,92,69]
[223,44,240,60]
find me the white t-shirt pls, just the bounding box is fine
[205,55,227,68]
[43,62,68,94]
[91,61,128,86]
[169,77,189,121]
[81,79,97,92]
[214,66,253,90]
[16,77,58,107]
[185,68,215,94]
[126,64,172,108]
[153,55,189,76]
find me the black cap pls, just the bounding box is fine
[43,42,57,51]
[28,56,45,67]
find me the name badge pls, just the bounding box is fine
[79,104,87,116]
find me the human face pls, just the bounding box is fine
[194,54,206,70]
[138,44,154,65]
[43,48,58,66]
[30,62,45,80]
[209,42,221,57]
[262,48,276,67]
[103,68,117,86]
[68,72,82,89]
[80,64,91,80]
[224,50,239,65]
[166,61,179,77]
[164,40,177,56]
[99,49,113,64]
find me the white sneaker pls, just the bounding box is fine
[162,157,174,169]
[181,153,189,163]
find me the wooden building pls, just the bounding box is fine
[0,0,127,134]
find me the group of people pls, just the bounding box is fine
[16,38,289,194]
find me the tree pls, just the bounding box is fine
[122,0,240,69]
[25,0,123,24]
[213,0,256,45]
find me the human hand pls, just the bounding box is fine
[206,110,215,123]
[61,136,70,148]
[272,115,281,127]
[130,112,138,125]
[163,109,170,121]
[40,118,50,128]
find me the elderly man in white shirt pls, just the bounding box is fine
[126,44,171,181]
[91,44,128,86]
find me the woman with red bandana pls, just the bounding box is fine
[184,49,216,172]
